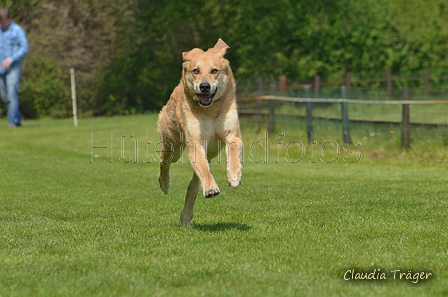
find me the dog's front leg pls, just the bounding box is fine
[187,142,220,198]
[225,134,243,188]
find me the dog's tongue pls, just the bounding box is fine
[198,94,212,105]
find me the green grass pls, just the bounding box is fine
[0,115,447,296]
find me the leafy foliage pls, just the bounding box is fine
[20,55,68,118]
[3,0,448,117]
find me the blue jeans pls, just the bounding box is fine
[0,64,22,126]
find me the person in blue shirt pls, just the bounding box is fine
[0,8,28,128]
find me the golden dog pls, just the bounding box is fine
[157,39,243,226]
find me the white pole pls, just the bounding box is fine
[70,68,78,127]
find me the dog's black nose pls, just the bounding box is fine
[199,83,211,93]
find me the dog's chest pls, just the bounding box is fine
[184,110,233,141]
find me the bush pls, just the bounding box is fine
[20,56,69,119]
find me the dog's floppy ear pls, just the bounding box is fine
[182,48,204,62]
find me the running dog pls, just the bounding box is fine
[157,38,243,226]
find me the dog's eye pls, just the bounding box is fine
[211,69,218,74]
[192,69,200,74]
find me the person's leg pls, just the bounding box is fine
[0,74,7,109]
[0,74,9,126]
[5,66,22,126]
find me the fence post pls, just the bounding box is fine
[306,101,313,141]
[268,77,276,133]
[268,100,275,133]
[302,85,313,141]
[279,75,287,94]
[386,69,392,96]
[340,86,351,144]
[305,75,320,141]
[402,87,410,149]
[424,70,430,94]
[70,68,78,127]
[346,72,351,95]
[314,75,320,98]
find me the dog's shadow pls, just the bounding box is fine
[192,222,251,232]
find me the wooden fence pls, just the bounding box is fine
[237,92,448,149]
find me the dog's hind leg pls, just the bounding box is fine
[158,140,180,194]
[179,173,200,226]
[158,162,171,194]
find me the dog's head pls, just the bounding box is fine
[182,38,231,107]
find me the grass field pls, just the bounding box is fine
[0,115,447,296]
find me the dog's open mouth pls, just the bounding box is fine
[197,90,217,107]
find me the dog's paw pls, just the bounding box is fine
[227,164,242,189]
[179,220,191,227]
[228,178,241,189]
[158,173,170,194]
[204,186,220,198]
[179,211,193,227]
